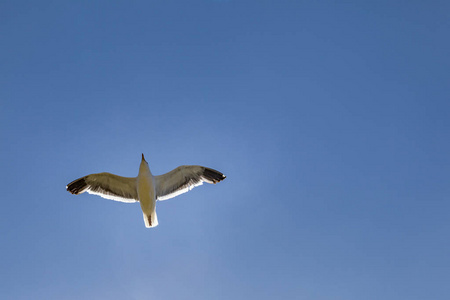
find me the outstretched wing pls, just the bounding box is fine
[66,172,138,203]
[154,165,226,201]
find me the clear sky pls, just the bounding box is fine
[1,1,449,299]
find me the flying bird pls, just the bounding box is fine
[66,154,226,228]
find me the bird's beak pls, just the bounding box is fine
[142,153,146,161]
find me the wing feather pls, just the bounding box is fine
[154,166,226,201]
[66,172,138,203]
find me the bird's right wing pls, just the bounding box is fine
[66,173,138,203]
[154,165,226,201]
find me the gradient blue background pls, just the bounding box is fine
[1,1,449,299]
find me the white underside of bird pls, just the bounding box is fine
[66,154,226,228]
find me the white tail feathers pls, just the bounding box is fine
[143,210,159,228]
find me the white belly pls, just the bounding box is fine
[137,174,155,214]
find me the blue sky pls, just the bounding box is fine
[1,1,449,299]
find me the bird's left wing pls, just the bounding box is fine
[154,165,226,201]
[66,172,138,203]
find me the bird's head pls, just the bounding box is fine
[139,153,150,173]
[141,153,149,165]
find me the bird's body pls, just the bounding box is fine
[137,159,157,227]
[66,154,226,228]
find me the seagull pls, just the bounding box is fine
[66,154,226,228]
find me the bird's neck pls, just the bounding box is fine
[139,163,152,177]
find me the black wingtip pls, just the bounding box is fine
[66,177,87,195]
[203,168,226,184]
